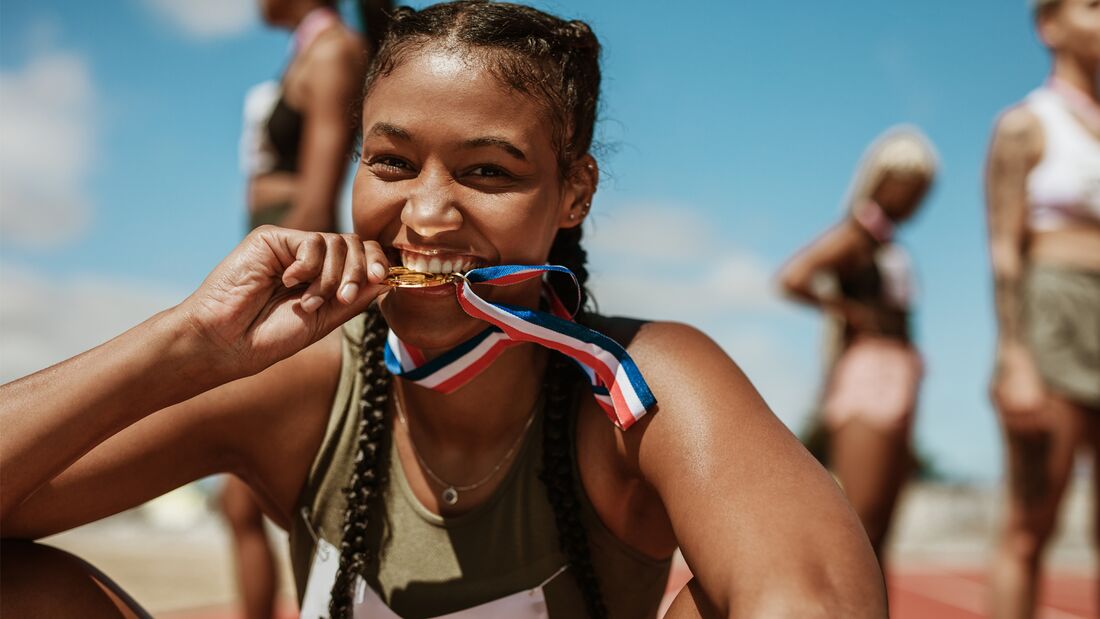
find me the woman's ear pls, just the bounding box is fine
[558,154,598,229]
[1036,10,1063,49]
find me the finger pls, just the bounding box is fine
[300,235,347,313]
[316,255,393,331]
[337,240,390,305]
[283,233,325,288]
[338,236,367,304]
[363,241,389,285]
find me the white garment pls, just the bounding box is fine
[1025,87,1100,231]
[299,538,563,619]
[238,80,281,177]
[875,243,915,311]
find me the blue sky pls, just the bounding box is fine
[0,1,1052,481]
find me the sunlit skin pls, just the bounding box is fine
[0,46,886,619]
[353,48,588,352]
[986,1,1100,617]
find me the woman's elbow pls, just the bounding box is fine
[734,550,886,618]
[775,264,798,293]
[776,268,814,304]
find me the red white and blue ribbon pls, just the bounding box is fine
[384,265,657,430]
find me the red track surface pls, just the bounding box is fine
[887,568,1094,619]
[163,565,1094,619]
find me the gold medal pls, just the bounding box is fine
[384,266,456,288]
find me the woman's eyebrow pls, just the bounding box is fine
[461,136,527,161]
[367,122,413,140]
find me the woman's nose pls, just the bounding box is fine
[401,169,463,238]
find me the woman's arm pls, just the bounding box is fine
[623,322,884,617]
[0,226,388,525]
[776,221,878,328]
[985,106,1046,432]
[279,33,363,233]
[2,332,342,539]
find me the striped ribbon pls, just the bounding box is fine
[384,265,657,430]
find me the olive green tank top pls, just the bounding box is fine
[289,315,671,618]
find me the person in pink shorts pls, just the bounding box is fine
[779,127,938,565]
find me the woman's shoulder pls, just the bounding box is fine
[588,314,729,373]
[583,314,760,442]
[993,102,1044,149]
[303,23,365,67]
[577,314,794,526]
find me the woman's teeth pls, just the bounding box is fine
[400,251,477,274]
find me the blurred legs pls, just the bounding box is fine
[991,394,1085,619]
[220,475,278,619]
[829,419,911,564]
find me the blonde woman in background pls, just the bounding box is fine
[986,1,1099,617]
[779,127,938,565]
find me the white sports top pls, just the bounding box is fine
[1025,87,1100,231]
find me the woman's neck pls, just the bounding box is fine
[1051,54,1100,104]
[398,344,549,449]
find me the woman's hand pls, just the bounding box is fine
[177,225,389,377]
[991,343,1048,434]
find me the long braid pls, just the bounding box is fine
[330,3,609,616]
[539,225,606,619]
[328,306,391,618]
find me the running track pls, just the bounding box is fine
[163,565,1094,618]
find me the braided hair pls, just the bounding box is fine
[329,2,606,617]
[328,306,392,618]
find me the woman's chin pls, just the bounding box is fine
[380,289,486,352]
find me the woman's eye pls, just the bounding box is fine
[468,165,510,178]
[368,156,413,173]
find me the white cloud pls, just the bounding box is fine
[0,263,186,383]
[584,204,820,430]
[586,204,782,319]
[142,0,256,39]
[0,51,96,248]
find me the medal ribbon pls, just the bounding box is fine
[384,265,657,430]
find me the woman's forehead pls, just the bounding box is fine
[361,48,554,153]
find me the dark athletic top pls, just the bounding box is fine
[838,259,910,342]
[267,95,304,174]
[289,315,672,618]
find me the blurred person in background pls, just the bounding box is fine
[0,3,887,618]
[778,127,938,567]
[230,1,390,617]
[985,0,1100,616]
[241,0,392,231]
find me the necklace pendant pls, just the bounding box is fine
[441,486,459,505]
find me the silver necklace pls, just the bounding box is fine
[393,383,539,506]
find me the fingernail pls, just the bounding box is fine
[285,276,300,288]
[301,295,323,313]
[369,263,387,281]
[340,282,359,303]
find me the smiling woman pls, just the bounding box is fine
[0,2,884,618]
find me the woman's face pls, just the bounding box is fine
[873,171,929,222]
[1041,0,1100,64]
[353,47,589,353]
